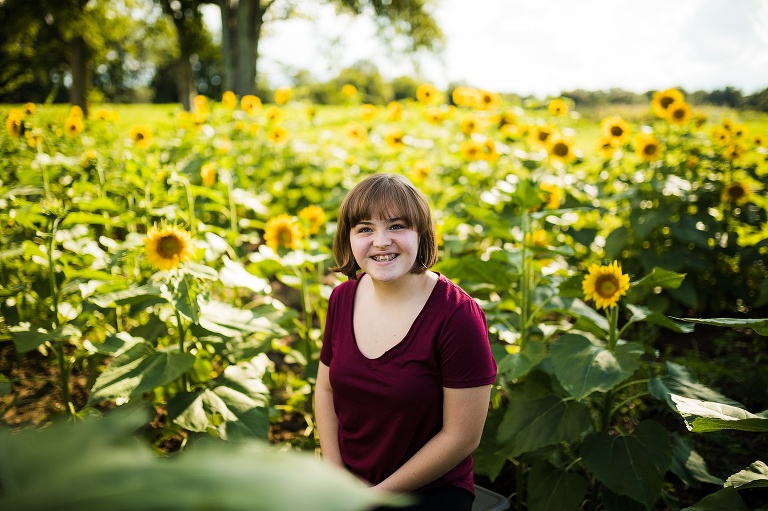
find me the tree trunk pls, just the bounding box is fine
[69,35,88,116]
[176,49,196,111]
[218,0,236,92]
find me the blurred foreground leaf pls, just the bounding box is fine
[0,405,406,511]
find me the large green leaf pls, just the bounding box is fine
[527,462,588,511]
[630,267,686,290]
[497,390,593,457]
[11,324,82,353]
[670,394,768,433]
[550,334,643,400]
[169,357,271,440]
[581,421,671,510]
[672,317,768,336]
[725,461,768,490]
[496,340,546,380]
[680,487,752,511]
[90,284,164,308]
[0,405,400,511]
[649,362,744,411]
[88,343,195,404]
[625,304,694,333]
[669,433,724,487]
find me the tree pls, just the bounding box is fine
[209,0,443,98]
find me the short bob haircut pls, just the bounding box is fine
[331,173,438,280]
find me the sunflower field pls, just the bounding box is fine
[2,85,768,511]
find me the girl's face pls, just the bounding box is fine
[350,214,419,284]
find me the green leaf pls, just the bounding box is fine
[0,374,11,397]
[0,405,400,511]
[649,362,744,411]
[581,421,671,510]
[725,461,768,490]
[527,462,588,511]
[90,284,164,308]
[11,324,82,353]
[497,341,546,380]
[88,343,195,404]
[174,276,199,323]
[433,256,517,295]
[625,304,694,333]
[497,390,593,458]
[169,357,271,440]
[197,300,284,337]
[550,334,643,401]
[668,433,724,487]
[672,317,768,337]
[90,332,145,356]
[670,394,768,433]
[631,267,686,290]
[680,486,752,511]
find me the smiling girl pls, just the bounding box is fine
[315,173,497,511]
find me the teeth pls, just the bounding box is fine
[373,254,397,262]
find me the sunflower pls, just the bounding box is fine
[460,139,483,161]
[711,126,731,146]
[525,229,549,248]
[600,115,631,146]
[634,133,662,162]
[416,83,439,104]
[26,129,43,148]
[723,144,745,161]
[423,107,445,125]
[264,214,303,251]
[341,84,358,98]
[501,123,521,141]
[5,110,23,138]
[500,109,517,126]
[548,98,568,116]
[596,137,618,159]
[547,135,576,164]
[538,182,561,210]
[241,95,262,116]
[267,126,287,144]
[753,134,766,147]
[667,101,692,125]
[651,88,684,118]
[476,90,501,111]
[93,108,112,121]
[81,149,98,168]
[582,261,631,310]
[412,160,431,181]
[306,105,316,122]
[385,129,405,150]
[722,182,750,206]
[23,102,36,116]
[144,224,196,271]
[731,124,748,139]
[529,125,556,148]
[345,122,367,144]
[222,90,237,111]
[387,101,404,121]
[69,105,84,119]
[200,163,216,186]
[275,87,291,104]
[265,106,283,124]
[360,104,378,123]
[64,115,84,137]
[460,115,481,135]
[130,125,152,148]
[452,87,480,108]
[194,94,209,114]
[298,205,327,235]
[482,138,499,162]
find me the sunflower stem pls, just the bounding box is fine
[174,308,191,392]
[519,210,531,351]
[225,169,238,235]
[47,216,73,415]
[607,305,619,352]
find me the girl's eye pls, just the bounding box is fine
[357,227,372,233]
[390,224,405,230]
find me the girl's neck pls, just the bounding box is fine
[363,271,437,302]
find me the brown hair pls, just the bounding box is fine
[331,173,438,279]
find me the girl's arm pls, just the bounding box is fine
[314,361,344,468]
[373,384,492,494]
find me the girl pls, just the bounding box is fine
[315,173,497,511]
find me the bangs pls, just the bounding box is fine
[345,178,422,229]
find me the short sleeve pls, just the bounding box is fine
[437,299,497,388]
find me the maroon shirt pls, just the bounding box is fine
[320,273,497,495]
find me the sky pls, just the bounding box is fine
[202,0,768,98]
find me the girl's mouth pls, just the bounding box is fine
[372,254,398,262]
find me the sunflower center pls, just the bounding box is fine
[660,97,675,109]
[728,186,745,199]
[158,235,183,258]
[553,142,569,157]
[610,126,624,137]
[643,143,657,156]
[595,275,620,298]
[278,227,293,245]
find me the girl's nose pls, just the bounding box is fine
[373,229,391,247]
